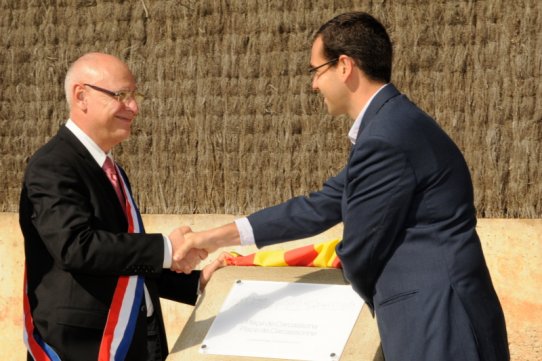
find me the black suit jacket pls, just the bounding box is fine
[20,126,200,361]
[248,84,509,361]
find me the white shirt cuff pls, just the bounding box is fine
[235,217,256,245]
[163,235,172,268]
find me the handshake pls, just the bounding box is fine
[167,222,240,275]
[168,226,216,274]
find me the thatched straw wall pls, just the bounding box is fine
[1,0,540,217]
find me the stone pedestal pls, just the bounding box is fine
[167,266,383,361]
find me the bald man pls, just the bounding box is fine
[19,53,221,361]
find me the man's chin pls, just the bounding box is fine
[115,128,132,142]
[325,105,339,117]
[323,99,338,116]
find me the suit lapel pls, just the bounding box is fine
[344,84,402,216]
[57,126,128,223]
[57,125,102,172]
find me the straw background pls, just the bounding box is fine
[1,0,540,217]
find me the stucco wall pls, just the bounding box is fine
[1,213,540,360]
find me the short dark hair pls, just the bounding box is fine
[315,12,392,83]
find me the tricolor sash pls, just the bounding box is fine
[98,164,145,361]
[23,267,61,361]
[24,163,146,361]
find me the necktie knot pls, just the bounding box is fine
[103,158,117,180]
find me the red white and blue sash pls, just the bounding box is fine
[24,164,145,361]
[98,164,145,361]
[23,267,61,361]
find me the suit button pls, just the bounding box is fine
[141,305,146,313]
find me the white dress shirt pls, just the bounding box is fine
[65,119,173,316]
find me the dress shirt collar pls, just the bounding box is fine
[65,119,110,167]
[348,83,389,144]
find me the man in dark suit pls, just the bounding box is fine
[178,12,509,361]
[20,52,223,361]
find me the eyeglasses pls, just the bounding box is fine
[84,83,144,104]
[308,58,339,76]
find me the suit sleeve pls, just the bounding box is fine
[23,154,164,276]
[248,167,346,248]
[157,270,201,305]
[337,138,416,300]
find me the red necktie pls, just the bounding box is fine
[103,156,126,212]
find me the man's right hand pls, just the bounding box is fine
[169,226,208,274]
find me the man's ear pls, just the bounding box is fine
[338,55,355,81]
[73,84,87,111]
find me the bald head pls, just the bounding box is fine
[64,52,134,107]
[65,52,139,152]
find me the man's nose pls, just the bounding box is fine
[311,75,319,91]
[125,98,139,115]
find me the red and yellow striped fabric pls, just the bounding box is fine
[225,239,342,268]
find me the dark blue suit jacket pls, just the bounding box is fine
[248,84,509,361]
